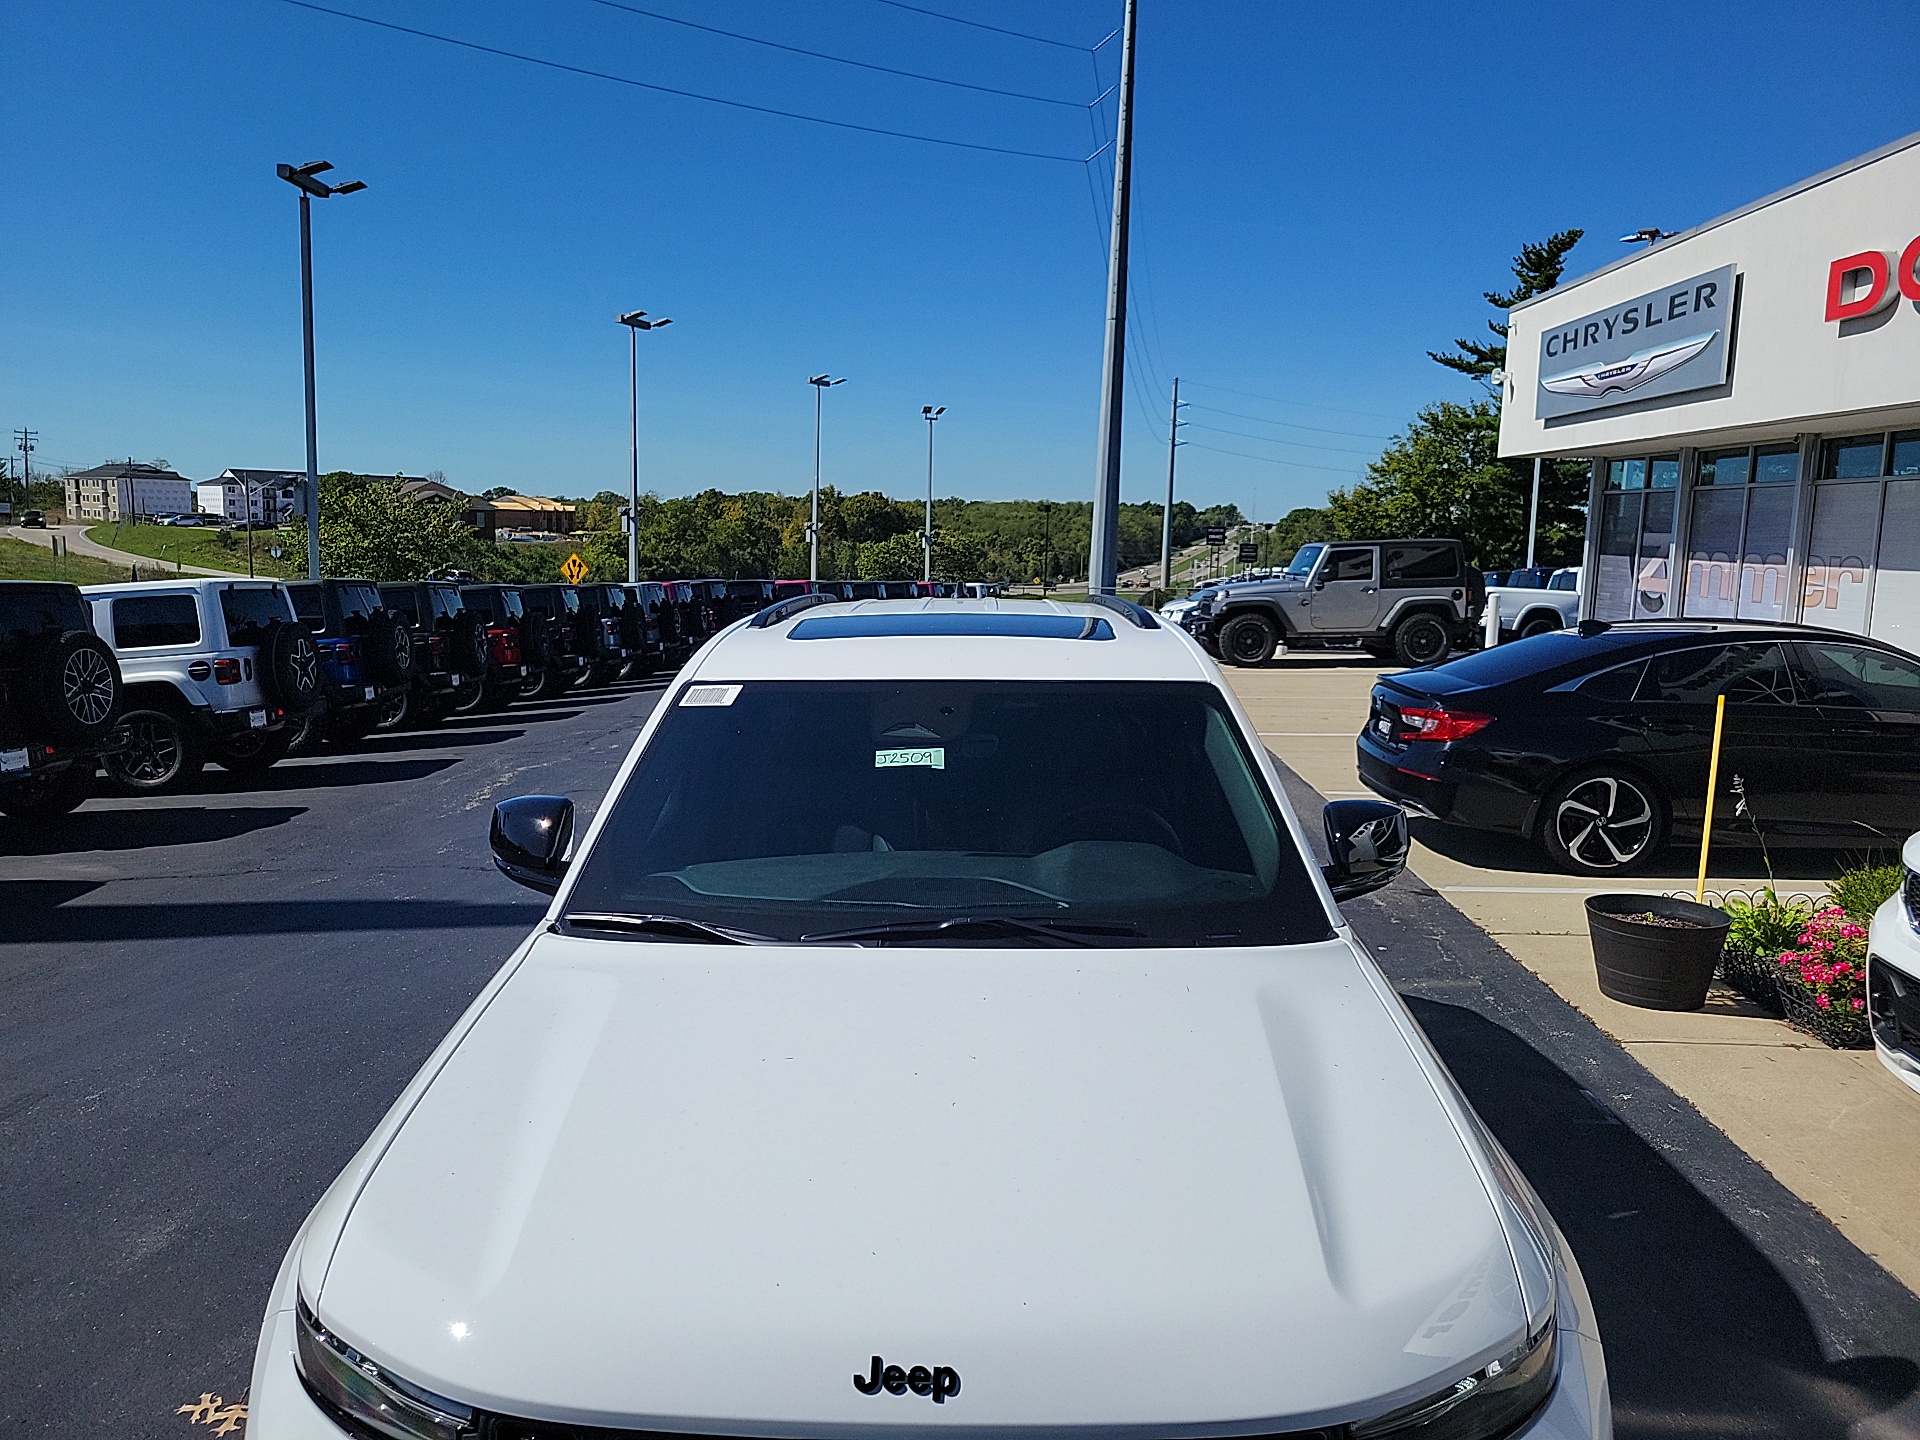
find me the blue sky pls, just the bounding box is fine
[4,0,1917,518]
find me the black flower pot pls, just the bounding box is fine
[1585,894,1730,1011]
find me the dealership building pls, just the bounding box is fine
[1500,132,1920,654]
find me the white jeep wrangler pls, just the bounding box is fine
[82,578,321,792]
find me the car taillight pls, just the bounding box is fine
[1398,706,1494,743]
[335,640,358,664]
[213,658,242,685]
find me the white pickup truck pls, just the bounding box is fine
[1486,565,1581,642]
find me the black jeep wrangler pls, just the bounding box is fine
[376,582,491,729]
[0,582,126,817]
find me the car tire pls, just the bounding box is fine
[1217,612,1279,667]
[372,685,417,732]
[365,611,417,688]
[30,631,121,743]
[1389,613,1451,667]
[263,619,323,716]
[1518,612,1562,639]
[1539,766,1668,875]
[214,729,292,773]
[516,617,551,673]
[456,612,491,678]
[448,673,488,715]
[0,764,92,818]
[104,705,204,794]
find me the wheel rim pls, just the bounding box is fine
[1229,623,1269,662]
[117,715,180,784]
[64,649,116,726]
[374,690,410,729]
[1404,620,1446,663]
[1554,775,1655,869]
[223,732,266,759]
[287,637,320,701]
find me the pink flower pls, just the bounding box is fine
[1852,998,1866,1011]
[1816,994,1832,1008]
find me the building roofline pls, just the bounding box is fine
[1510,129,1920,314]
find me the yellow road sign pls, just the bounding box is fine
[561,552,588,585]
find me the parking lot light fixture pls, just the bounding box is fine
[808,375,846,583]
[618,311,673,584]
[276,159,366,580]
[922,406,944,584]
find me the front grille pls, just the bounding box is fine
[1870,953,1920,1063]
[1905,867,1920,929]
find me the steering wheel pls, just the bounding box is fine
[1035,803,1184,857]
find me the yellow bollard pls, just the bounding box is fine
[1695,692,1727,904]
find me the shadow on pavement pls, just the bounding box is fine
[190,758,458,793]
[1407,817,1891,885]
[0,805,306,854]
[435,708,582,729]
[0,887,546,944]
[349,729,525,753]
[1411,995,1920,1436]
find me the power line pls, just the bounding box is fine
[1185,440,1366,475]
[583,0,1097,108]
[1183,420,1381,457]
[1187,403,1392,440]
[869,0,1115,52]
[280,0,1096,163]
[1181,378,1406,422]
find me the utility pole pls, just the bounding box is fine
[807,374,846,583]
[14,429,36,509]
[277,161,366,581]
[1086,0,1139,596]
[921,405,945,584]
[1039,502,1054,596]
[618,310,673,583]
[1525,456,1543,570]
[1159,376,1183,592]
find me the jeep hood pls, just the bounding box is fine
[310,935,1531,1431]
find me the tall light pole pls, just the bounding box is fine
[1525,456,1543,570]
[921,405,945,584]
[807,374,845,583]
[1087,0,1139,596]
[277,161,365,581]
[618,310,673,582]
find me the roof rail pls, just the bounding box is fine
[748,591,842,628]
[1082,594,1160,630]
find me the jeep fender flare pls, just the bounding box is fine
[1377,597,1459,634]
[1216,599,1298,638]
[121,679,212,729]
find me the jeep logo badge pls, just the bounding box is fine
[854,1355,961,1404]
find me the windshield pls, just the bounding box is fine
[1285,544,1324,577]
[562,681,1329,946]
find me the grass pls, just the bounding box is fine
[0,535,163,584]
[85,521,303,578]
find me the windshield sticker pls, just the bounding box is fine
[680,684,742,707]
[875,746,945,770]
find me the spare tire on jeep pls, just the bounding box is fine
[262,619,323,715]
[517,613,550,669]
[365,610,416,686]
[27,632,121,742]
[455,610,490,676]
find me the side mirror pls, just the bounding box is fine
[491,794,574,894]
[1322,799,1409,902]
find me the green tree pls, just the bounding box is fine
[318,472,489,580]
[1265,506,1335,561]
[1326,403,1585,569]
[1429,230,1584,390]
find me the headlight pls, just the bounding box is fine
[296,1300,475,1440]
[1350,1317,1556,1439]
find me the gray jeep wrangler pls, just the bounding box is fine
[1179,539,1484,667]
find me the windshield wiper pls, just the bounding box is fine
[798,915,1141,947]
[562,912,775,944]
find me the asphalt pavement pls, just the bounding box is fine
[5,676,1920,1439]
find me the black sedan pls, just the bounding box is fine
[1356,622,1920,875]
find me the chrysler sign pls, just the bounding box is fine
[1535,265,1735,418]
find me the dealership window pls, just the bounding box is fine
[1795,431,1920,651]
[1823,435,1889,480]
[1893,432,1920,476]
[1594,455,1680,621]
[1683,444,1799,621]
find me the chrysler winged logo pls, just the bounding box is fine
[1540,331,1717,400]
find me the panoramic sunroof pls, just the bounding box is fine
[787,613,1116,641]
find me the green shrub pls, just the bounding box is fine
[1828,862,1902,921]
[1724,890,1811,956]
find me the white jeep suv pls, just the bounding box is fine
[250,596,1608,1440]
[82,578,321,791]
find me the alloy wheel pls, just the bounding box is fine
[115,714,182,785]
[63,648,116,727]
[1553,774,1656,869]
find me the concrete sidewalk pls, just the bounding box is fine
[1224,654,1920,1296]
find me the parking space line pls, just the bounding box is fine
[1258,731,1353,736]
